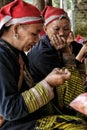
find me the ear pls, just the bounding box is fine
[12,24,20,35]
[43,25,47,33]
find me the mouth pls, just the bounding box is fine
[24,43,35,51]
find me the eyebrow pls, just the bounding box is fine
[37,29,42,33]
[53,24,70,28]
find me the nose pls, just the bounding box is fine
[58,28,64,37]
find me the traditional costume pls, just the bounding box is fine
[0,1,86,129]
[27,6,87,129]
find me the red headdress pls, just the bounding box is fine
[0,0,44,29]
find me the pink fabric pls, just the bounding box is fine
[70,93,87,115]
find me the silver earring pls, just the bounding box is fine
[15,33,18,39]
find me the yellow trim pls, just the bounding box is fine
[21,82,50,113]
[35,83,50,104]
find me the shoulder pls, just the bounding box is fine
[27,38,55,59]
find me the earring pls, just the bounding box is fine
[15,33,19,39]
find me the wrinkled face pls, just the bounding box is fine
[15,23,43,51]
[44,18,71,41]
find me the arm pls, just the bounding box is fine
[28,42,61,83]
[76,42,87,62]
[0,53,71,121]
[75,43,87,86]
[63,41,86,86]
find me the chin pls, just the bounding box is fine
[24,48,30,52]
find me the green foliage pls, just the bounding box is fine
[24,0,32,3]
[52,0,71,9]
[52,0,60,7]
[67,0,71,9]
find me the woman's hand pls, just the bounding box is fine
[0,115,5,127]
[50,34,66,50]
[67,31,74,46]
[50,34,72,54]
[44,68,71,86]
[76,41,87,62]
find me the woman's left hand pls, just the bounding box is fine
[76,41,87,62]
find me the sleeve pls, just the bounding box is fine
[76,60,86,86]
[28,46,60,82]
[0,55,54,121]
[22,80,54,113]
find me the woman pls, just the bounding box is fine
[0,1,87,129]
[27,6,87,117]
[28,6,86,83]
[0,0,73,130]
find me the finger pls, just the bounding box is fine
[52,68,63,74]
[51,34,66,50]
[51,35,60,47]
[53,68,60,72]
[56,35,66,49]
[56,35,65,45]
[53,68,66,75]
[64,68,69,73]
[63,69,71,79]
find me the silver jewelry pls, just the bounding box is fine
[15,33,19,39]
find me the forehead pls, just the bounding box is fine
[47,18,70,28]
[22,23,43,32]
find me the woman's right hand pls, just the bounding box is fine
[50,34,72,54]
[50,34,66,50]
[44,68,71,87]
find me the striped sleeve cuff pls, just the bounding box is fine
[21,81,54,113]
[40,80,54,100]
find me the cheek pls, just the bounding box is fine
[27,35,35,43]
[20,33,32,43]
[19,30,30,40]
[46,29,55,37]
[19,33,26,41]
[64,31,70,38]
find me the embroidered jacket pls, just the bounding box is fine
[0,38,54,130]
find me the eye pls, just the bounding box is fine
[31,33,37,36]
[63,25,70,30]
[64,28,70,30]
[53,28,60,31]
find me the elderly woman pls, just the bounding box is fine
[0,1,87,130]
[27,5,87,128]
[0,0,72,129]
[27,6,86,83]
